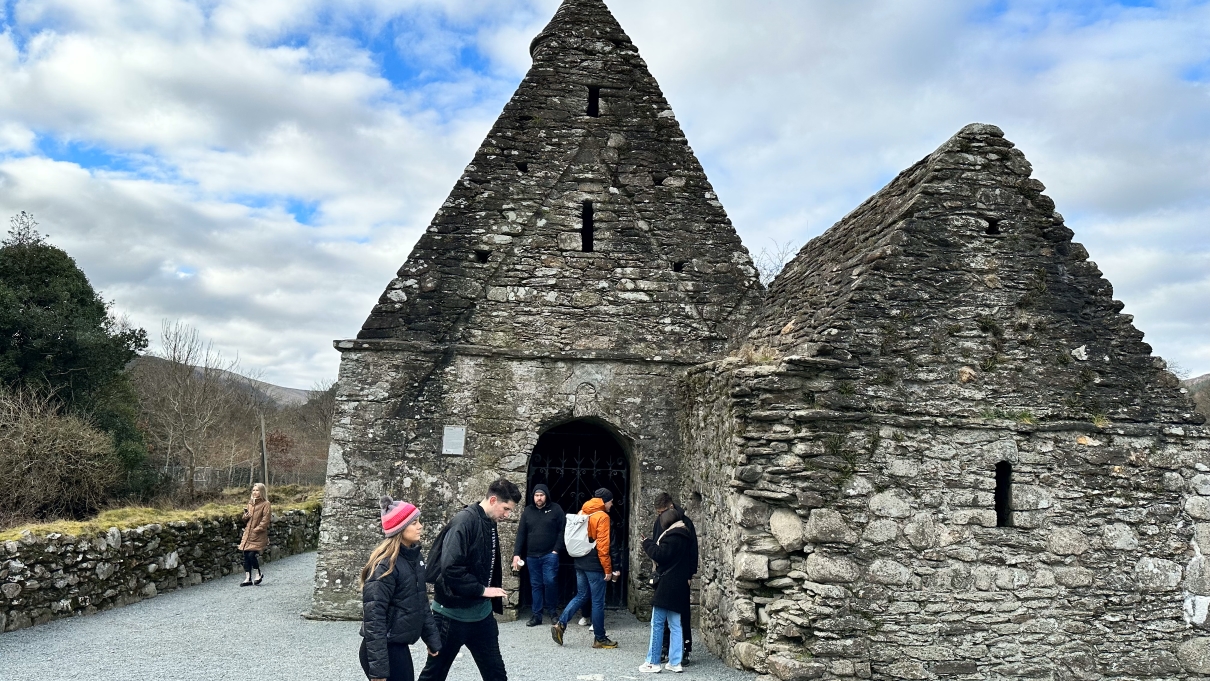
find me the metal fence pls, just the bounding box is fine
[162,464,326,491]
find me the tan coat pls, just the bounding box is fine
[239,499,271,552]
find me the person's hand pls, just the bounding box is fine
[428,648,439,657]
[612,571,621,582]
[483,587,507,598]
[511,556,523,571]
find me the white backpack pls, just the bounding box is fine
[564,513,596,558]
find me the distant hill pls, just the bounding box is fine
[129,356,315,407]
[1185,372,1210,419]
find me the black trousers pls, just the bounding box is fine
[242,550,260,573]
[417,612,507,681]
[359,639,415,681]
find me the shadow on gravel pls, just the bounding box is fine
[0,552,756,681]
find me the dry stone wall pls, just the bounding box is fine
[684,360,1210,679]
[1,508,320,633]
[315,344,693,619]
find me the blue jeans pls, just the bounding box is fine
[647,607,682,666]
[558,569,606,641]
[527,552,559,617]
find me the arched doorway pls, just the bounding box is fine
[522,419,630,610]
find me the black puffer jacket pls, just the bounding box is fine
[361,543,441,679]
[641,522,695,613]
[431,504,504,614]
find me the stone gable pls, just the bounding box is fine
[312,0,761,620]
[358,0,760,356]
[745,123,1202,426]
[682,123,1210,679]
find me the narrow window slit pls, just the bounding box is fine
[475,250,491,264]
[515,162,529,173]
[581,201,595,252]
[985,218,1002,236]
[673,261,686,273]
[587,87,601,117]
[995,461,1013,527]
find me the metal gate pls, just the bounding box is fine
[523,420,630,609]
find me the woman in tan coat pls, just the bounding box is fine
[239,483,271,586]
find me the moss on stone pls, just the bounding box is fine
[0,489,322,542]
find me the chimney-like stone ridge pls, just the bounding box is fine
[742,123,1201,424]
[356,0,762,360]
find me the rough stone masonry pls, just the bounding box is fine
[315,0,1210,678]
[3,508,320,633]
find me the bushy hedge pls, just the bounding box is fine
[0,390,122,524]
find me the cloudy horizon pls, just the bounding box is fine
[1,0,1208,388]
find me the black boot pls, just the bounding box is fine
[526,614,542,627]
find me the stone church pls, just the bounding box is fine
[313,0,1210,678]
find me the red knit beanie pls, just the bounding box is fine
[380,496,420,538]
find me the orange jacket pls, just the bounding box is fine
[580,498,612,574]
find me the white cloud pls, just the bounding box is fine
[1,0,1209,386]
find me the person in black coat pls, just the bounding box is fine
[512,483,566,626]
[418,478,521,681]
[652,493,698,661]
[360,496,441,681]
[639,507,696,673]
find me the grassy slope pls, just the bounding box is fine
[0,488,322,542]
[1184,372,1210,419]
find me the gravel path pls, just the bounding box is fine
[0,552,757,681]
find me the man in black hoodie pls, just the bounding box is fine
[418,478,521,681]
[512,483,565,626]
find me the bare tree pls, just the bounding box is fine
[753,239,798,286]
[0,388,120,525]
[131,322,259,500]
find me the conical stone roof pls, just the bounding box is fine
[358,0,761,360]
[745,123,1202,425]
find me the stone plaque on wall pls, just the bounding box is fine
[442,426,467,456]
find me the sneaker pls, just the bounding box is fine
[551,622,565,646]
[664,663,683,673]
[239,580,253,587]
[526,615,542,627]
[592,637,619,649]
[578,617,590,626]
[639,662,662,673]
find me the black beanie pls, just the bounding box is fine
[594,488,614,503]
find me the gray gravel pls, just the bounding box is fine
[0,552,757,681]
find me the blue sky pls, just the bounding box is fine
[1,0,1208,387]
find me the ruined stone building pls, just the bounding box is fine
[314,0,1210,678]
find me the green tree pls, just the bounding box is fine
[0,212,150,495]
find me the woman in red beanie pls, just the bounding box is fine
[360,496,441,681]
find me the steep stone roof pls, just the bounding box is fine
[357,0,761,359]
[746,123,1201,424]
